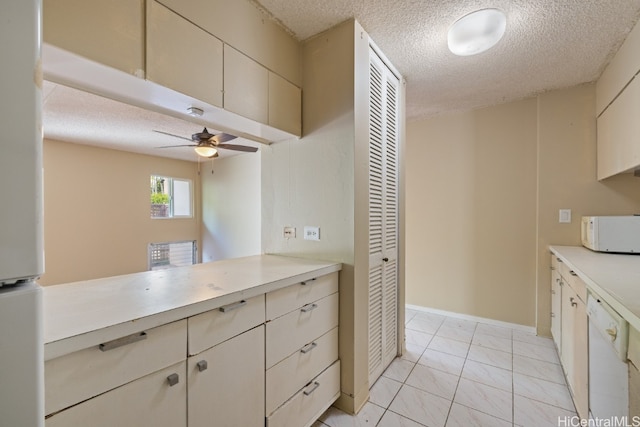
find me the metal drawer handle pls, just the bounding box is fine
[301,303,318,313]
[99,331,147,352]
[569,271,577,277]
[550,266,556,271]
[197,360,208,372]
[301,278,317,286]
[606,328,617,341]
[219,300,247,313]
[301,342,318,354]
[167,373,179,387]
[303,381,320,396]
[570,297,577,307]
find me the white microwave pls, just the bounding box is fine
[581,216,640,254]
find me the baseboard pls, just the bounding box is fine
[406,304,536,335]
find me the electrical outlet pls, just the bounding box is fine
[304,226,320,241]
[284,227,296,238]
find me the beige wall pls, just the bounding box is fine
[41,139,201,285]
[201,153,261,262]
[406,99,538,326]
[406,84,640,334]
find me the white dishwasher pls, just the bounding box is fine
[587,291,629,420]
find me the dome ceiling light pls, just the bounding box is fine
[448,8,507,56]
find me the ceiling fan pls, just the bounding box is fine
[155,127,258,158]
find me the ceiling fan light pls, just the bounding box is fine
[448,8,506,56]
[194,145,217,157]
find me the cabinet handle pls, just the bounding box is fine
[569,271,577,277]
[167,373,179,387]
[219,300,247,313]
[606,328,617,341]
[196,360,208,372]
[301,278,317,286]
[382,257,389,262]
[557,257,563,263]
[303,381,320,396]
[550,266,556,271]
[301,303,318,313]
[300,342,318,354]
[570,297,577,307]
[99,331,147,352]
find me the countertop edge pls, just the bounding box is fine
[44,258,342,361]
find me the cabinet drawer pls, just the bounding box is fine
[266,292,339,369]
[559,263,587,302]
[189,294,265,355]
[266,361,340,427]
[267,272,339,320]
[46,360,187,427]
[45,320,186,416]
[266,327,338,415]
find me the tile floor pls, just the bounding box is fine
[314,308,577,427]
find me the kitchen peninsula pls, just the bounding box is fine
[43,255,342,427]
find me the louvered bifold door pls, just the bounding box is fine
[368,48,400,387]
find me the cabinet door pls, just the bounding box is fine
[268,72,301,136]
[43,0,144,76]
[597,75,640,179]
[560,283,575,382]
[571,297,588,419]
[224,45,269,123]
[188,326,265,427]
[146,0,223,107]
[550,268,562,351]
[46,361,187,427]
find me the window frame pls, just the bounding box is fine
[150,175,193,219]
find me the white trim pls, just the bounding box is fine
[406,304,537,335]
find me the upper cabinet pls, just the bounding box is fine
[269,73,302,136]
[43,0,144,77]
[43,0,302,141]
[146,1,223,108]
[224,45,269,124]
[596,21,640,180]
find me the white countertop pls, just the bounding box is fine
[43,254,342,360]
[550,246,640,331]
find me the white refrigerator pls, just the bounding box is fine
[0,1,45,427]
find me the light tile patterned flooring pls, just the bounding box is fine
[314,308,577,427]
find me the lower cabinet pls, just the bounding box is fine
[45,272,340,427]
[551,254,588,420]
[550,258,562,350]
[46,361,187,427]
[188,326,265,427]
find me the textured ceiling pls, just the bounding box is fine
[43,81,261,162]
[256,0,640,119]
[44,1,640,161]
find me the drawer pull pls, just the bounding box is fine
[570,297,578,307]
[550,266,555,271]
[99,331,147,352]
[301,303,318,313]
[303,381,320,396]
[197,360,208,372]
[301,278,317,286]
[219,300,247,313]
[167,373,179,387]
[569,271,577,277]
[300,342,318,354]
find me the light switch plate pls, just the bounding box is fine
[559,209,571,223]
[304,226,320,241]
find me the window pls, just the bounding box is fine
[148,241,197,270]
[150,175,193,218]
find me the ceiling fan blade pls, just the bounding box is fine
[156,144,198,148]
[153,130,193,142]
[216,143,258,152]
[210,133,237,143]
